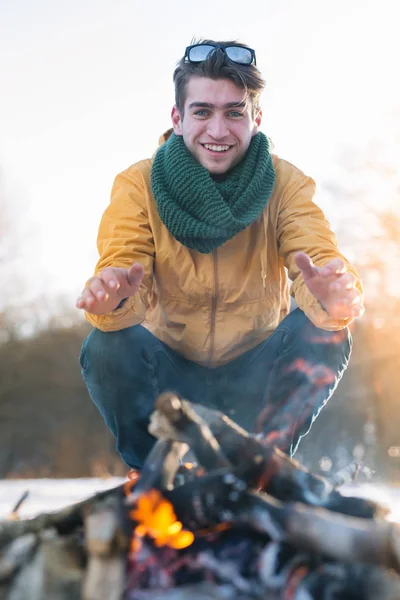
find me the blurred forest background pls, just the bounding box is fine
[1,122,399,484]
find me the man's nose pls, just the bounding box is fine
[206,116,229,139]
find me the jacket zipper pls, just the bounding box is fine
[208,249,218,366]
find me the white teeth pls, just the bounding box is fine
[204,144,230,152]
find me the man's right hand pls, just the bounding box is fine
[76,263,144,315]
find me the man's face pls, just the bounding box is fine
[171,77,262,175]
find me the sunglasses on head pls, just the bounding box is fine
[184,43,257,66]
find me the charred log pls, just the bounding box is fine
[1,394,400,599]
[130,439,187,497]
[155,393,232,470]
[164,468,400,574]
[127,581,259,600]
[0,484,125,549]
[150,394,385,519]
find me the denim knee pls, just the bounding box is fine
[80,325,156,375]
[278,308,352,368]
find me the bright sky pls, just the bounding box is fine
[1,0,399,306]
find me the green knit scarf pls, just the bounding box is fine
[151,131,276,253]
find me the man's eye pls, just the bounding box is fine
[194,110,209,117]
[228,111,243,117]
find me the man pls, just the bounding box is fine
[77,40,364,470]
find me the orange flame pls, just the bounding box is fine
[130,489,194,550]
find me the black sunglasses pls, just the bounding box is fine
[184,43,257,66]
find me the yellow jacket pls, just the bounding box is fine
[85,131,362,367]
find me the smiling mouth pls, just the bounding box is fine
[202,143,232,153]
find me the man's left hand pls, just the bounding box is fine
[294,252,364,320]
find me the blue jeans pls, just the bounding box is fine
[80,309,352,469]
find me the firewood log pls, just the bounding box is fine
[129,439,188,497]
[5,530,83,600]
[83,501,125,600]
[293,562,400,600]
[0,533,37,583]
[154,393,232,470]
[125,581,258,599]
[165,472,400,575]
[0,485,125,549]
[82,556,125,600]
[259,545,400,600]
[149,394,386,519]
[2,392,399,598]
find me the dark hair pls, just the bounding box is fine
[173,39,266,118]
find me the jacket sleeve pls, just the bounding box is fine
[276,171,363,330]
[84,166,155,331]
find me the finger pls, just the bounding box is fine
[319,258,346,277]
[100,267,126,292]
[127,263,144,288]
[329,274,356,292]
[347,290,363,305]
[338,290,362,306]
[294,252,317,278]
[329,291,364,317]
[76,287,96,309]
[76,295,86,309]
[87,276,110,302]
[346,302,364,318]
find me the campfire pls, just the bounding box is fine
[1,392,400,600]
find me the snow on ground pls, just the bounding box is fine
[0,478,399,522]
[0,477,126,520]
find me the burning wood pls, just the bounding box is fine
[129,438,188,496]
[1,392,400,599]
[153,393,231,471]
[130,488,194,550]
[149,393,387,518]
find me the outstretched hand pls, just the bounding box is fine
[76,263,144,315]
[294,252,364,320]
